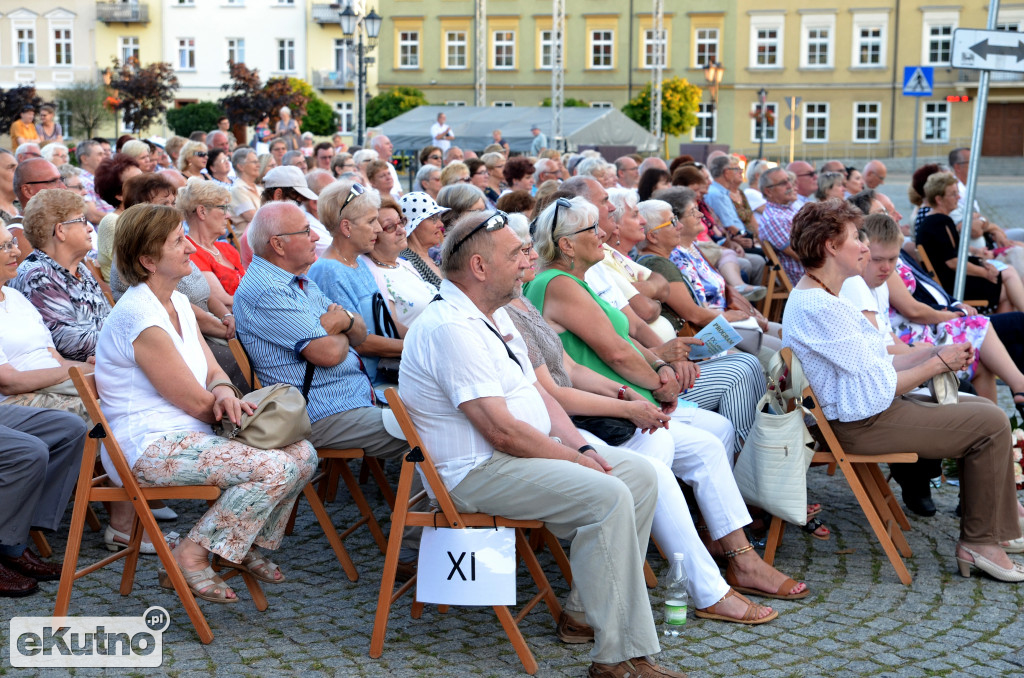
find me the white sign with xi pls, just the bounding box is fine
[417,526,517,606]
[952,28,1024,73]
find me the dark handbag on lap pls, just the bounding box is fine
[570,415,636,446]
[372,292,401,383]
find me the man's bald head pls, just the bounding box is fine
[863,160,887,189]
[14,157,65,204]
[158,169,187,192]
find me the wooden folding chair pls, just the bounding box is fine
[228,339,389,582]
[759,240,793,322]
[761,349,918,585]
[915,245,989,308]
[83,258,115,307]
[371,388,565,675]
[57,367,267,644]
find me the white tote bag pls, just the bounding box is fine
[416,527,516,606]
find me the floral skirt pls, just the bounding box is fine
[891,313,989,380]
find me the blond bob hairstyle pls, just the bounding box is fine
[175,176,231,217]
[440,161,469,187]
[924,171,958,208]
[318,179,381,235]
[177,141,208,172]
[120,139,150,161]
[533,195,599,266]
[21,189,87,249]
[114,203,186,286]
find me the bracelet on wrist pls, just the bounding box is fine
[578,444,596,455]
[654,361,672,373]
[342,309,356,333]
[617,385,628,400]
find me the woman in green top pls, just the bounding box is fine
[523,196,809,602]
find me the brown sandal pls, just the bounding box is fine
[723,544,810,601]
[214,548,285,584]
[158,563,238,604]
[695,588,778,625]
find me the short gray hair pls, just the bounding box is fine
[352,149,378,165]
[318,178,380,234]
[759,167,787,193]
[506,212,531,246]
[305,169,334,196]
[637,199,674,251]
[533,195,598,266]
[708,155,732,179]
[481,152,504,170]
[413,164,440,191]
[75,139,100,161]
[746,159,770,186]
[231,147,256,171]
[58,163,82,184]
[608,187,639,224]
[437,183,485,213]
[249,201,300,258]
[440,210,502,278]
[652,186,697,217]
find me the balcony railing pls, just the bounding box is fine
[312,4,343,25]
[96,3,150,24]
[312,69,354,90]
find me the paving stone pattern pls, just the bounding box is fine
[3,185,1024,678]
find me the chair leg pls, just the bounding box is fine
[762,516,786,566]
[516,528,562,623]
[541,529,572,587]
[494,603,539,675]
[85,505,102,532]
[643,559,657,588]
[855,464,913,558]
[54,456,96,616]
[30,530,51,558]
[283,495,300,536]
[301,483,359,582]
[867,462,912,531]
[325,460,342,503]
[366,457,396,509]
[838,461,913,585]
[118,517,143,595]
[336,461,388,554]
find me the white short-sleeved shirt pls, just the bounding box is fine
[782,287,897,422]
[0,286,61,371]
[399,279,550,492]
[429,122,452,154]
[840,275,894,348]
[585,262,634,309]
[95,284,209,483]
[362,255,437,327]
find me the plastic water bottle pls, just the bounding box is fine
[661,552,688,637]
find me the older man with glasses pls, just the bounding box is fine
[8,158,67,264]
[757,166,804,285]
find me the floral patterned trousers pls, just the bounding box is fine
[133,432,317,563]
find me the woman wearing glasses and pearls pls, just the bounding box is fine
[9,190,110,363]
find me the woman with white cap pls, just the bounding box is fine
[398,191,448,288]
[364,194,438,327]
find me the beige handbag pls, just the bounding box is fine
[214,382,312,449]
[926,370,960,406]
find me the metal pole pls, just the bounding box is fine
[953,0,999,300]
[475,0,486,107]
[757,90,767,159]
[357,30,365,147]
[910,97,920,175]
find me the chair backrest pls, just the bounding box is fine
[916,245,942,284]
[68,367,143,493]
[760,240,794,292]
[384,387,469,528]
[228,338,262,389]
[83,259,115,306]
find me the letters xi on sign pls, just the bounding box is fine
[416,527,516,606]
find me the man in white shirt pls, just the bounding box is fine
[400,211,679,678]
[429,112,454,154]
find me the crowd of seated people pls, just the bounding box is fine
[5,128,1024,676]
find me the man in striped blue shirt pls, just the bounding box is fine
[233,202,410,462]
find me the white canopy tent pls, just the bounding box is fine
[374,106,659,154]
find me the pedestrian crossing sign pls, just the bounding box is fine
[903,66,934,96]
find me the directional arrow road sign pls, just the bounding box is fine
[952,28,1024,72]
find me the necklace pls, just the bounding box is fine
[805,271,837,297]
[333,249,358,268]
[194,239,224,259]
[369,255,398,269]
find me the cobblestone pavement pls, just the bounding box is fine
[4,178,1024,678]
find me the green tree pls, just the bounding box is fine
[541,97,589,108]
[365,87,427,128]
[622,77,702,137]
[301,96,337,136]
[56,82,112,140]
[166,101,225,137]
[109,58,179,133]
[0,85,43,133]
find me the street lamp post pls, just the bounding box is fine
[340,4,382,148]
[702,61,724,142]
[757,87,768,160]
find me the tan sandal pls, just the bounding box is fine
[158,563,238,604]
[694,588,778,625]
[723,544,810,601]
[214,548,285,584]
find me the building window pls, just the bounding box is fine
[276,0,294,4]
[590,30,614,69]
[177,38,195,70]
[853,102,881,143]
[858,27,882,65]
[53,27,73,66]
[15,27,35,66]
[803,102,828,142]
[851,13,888,68]
[540,30,554,70]
[445,100,467,106]
[493,31,515,69]
[177,0,195,5]
[335,102,353,134]
[334,39,354,82]
[643,29,667,69]
[399,31,419,68]
[493,101,515,108]
[591,101,613,109]
[693,103,716,142]
[754,27,781,67]
[924,19,955,65]
[751,102,778,143]
[805,28,830,67]
[277,39,295,71]
[694,28,718,67]
[924,102,950,142]
[227,38,245,65]
[119,36,139,65]
[446,31,467,69]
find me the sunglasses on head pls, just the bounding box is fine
[449,211,509,258]
[339,183,366,218]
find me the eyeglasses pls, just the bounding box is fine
[194,151,208,158]
[380,217,407,233]
[449,210,509,258]
[551,196,573,235]
[571,221,599,235]
[724,166,743,173]
[458,177,471,183]
[650,216,678,232]
[764,178,792,189]
[429,154,442,160]
[23,176,64,186]
[269,226,312,243]
[475,170,489,176]
[53,215,88,237]
[339,183,366,218]
[0,237,20,253]
[521,244,534,257]
[795,171,816,178]
[821,171,843,179]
